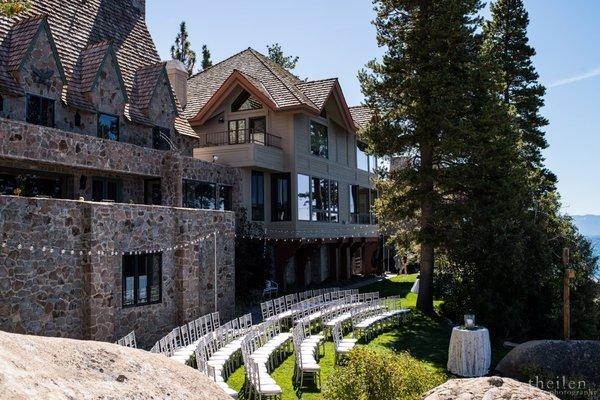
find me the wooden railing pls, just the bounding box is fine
[197,129,282,149]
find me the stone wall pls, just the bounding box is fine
[0,118,242,208]
[0,195,235,348]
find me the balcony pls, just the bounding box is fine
[194,130,285,172]
[198,130,282,149]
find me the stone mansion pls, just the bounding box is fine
[0,0,381,348]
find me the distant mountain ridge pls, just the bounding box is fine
[571,215,600,237]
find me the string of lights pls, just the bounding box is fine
[0,231,380,257]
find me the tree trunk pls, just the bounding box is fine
[417,142,435,315]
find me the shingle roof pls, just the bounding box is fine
[76,41,113,93]
[130,62,166,110]
[5,15,44,73]
[296,78,338,110]
[349,106,374,130]
[0,0,196,136]
[186,48,319,119]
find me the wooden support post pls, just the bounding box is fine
[562,247,575,341]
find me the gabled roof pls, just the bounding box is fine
[349,106,375,131]
[187,48,360,131]
[63,40,128,112]
[4,15,66,83]
[130,62,178,114]
[296,78,338,110]
[186,48,319,120]
[0,0,195,135]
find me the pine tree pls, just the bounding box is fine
[0,0,29,16]
[170,22,196,77]
[267,43,299,71]
[483,0,549,171]
[359,0,488,315]
[201,44,213,70]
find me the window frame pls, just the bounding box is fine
[26,94,55,128]
[297,174,339,223]
[310,120,329,159]
[271,173,291,222]
[122,253,162,308]
[97,112,120,141]
[228,119,246,144]
[251,170,265,221]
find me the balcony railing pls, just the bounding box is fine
[198,130,282,149]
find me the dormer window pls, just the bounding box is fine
[231,90,262,112]
[26,94,55,128]
[97,112,119,141]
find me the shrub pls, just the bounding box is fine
[322,347,446,400]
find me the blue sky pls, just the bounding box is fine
[147,0,600,216]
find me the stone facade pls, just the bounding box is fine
[0,195,236,348]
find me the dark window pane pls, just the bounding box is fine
[183,179,217,209]
[251,171,264,221]
[92,178,122,202]
[148,254,162,303]
[228,119,246,144]
[153,127,171,150]
[310,121,328,158]
[122,253,162,307]
[232,90,262,112]
[98,113,119,141]
[26,95,54,127]
[123,256,136,307]
[271,174,291,222]
[0,167,72,199]
[218,185,233,211]
[145,179,162,205]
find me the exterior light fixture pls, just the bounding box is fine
[212,155,219,163]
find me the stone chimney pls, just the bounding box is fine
[166,59,188,109]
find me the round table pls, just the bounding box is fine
[410,278,420,294]
[447,326,491,377]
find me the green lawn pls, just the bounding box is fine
[227,274,509,399]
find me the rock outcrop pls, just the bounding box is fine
[0,330,231,400]
[422,376,559,400]
[496,340,600,387]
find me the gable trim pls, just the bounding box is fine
[189,70,279,125]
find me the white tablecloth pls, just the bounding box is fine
[410,278,420,294]
[447,326,491,377]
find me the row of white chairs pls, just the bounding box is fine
[115,330,136,348]
[150,311,221,356]
[194,313,254,398]
[351,297,410,342]
[332,321,357,365]
[322,292,382,334]
[240,317,293,399]
[292,321,323,389]
[260,287,345,322]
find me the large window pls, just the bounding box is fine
[251,170,265,221]
[350,184,376,224]
[152,127,171,150]
[0,167,72,199]
[232,90,262,112]
[92,177,122,202]
[228,119,246,144]
[356,141,369,171]
[182,179,232,211]
[297,174,339,223]
[183,179,216,209]
[310,121,328,158]
[26,94,54,127]
[98,113,119,141]
[271,173,291,222]
[297,174,311,221]
[122,253,162,307]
